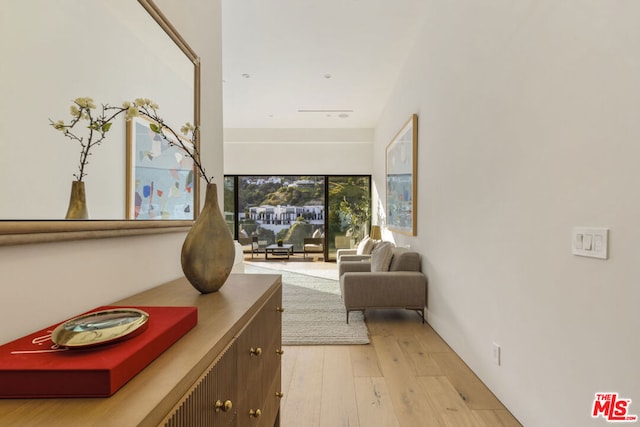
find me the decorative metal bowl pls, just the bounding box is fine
[51,308,149,348]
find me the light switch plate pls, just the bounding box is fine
[492,342,501,366]
[572,227,608,259]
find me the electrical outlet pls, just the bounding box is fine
[493,343,501,366]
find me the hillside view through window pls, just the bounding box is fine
[224,175,371,260]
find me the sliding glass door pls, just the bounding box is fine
[225,175,370,261]
[236,176,324,252]
[326,176,371,260]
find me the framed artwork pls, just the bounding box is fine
[126,116,195,220]
[386,114,417,235]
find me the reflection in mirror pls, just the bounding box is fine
[0,0,195,220]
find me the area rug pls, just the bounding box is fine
[244,264,369,345]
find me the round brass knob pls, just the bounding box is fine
[276,349,284,355]
[249,408,262,418]
[275,391,284,398]
[215,399,233,412]
[250,347,262,356]
[276,307,285,313]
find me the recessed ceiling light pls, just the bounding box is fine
[338,113,349,118]
[241,73,251,78]
[324,74,332,79]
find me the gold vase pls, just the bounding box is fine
[65,180,89,220]
[181,183,235,293]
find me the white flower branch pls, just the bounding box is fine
[51,97,212,184]
[50,97,133,181]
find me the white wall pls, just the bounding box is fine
[0,0,223,345]
[224,128,373,175]
[156,0,226,191]
[374,1,640,426]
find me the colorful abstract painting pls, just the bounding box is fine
[126,117,194,220]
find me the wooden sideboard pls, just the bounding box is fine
[0,273,283,427]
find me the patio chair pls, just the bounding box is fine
[303,237,324,258]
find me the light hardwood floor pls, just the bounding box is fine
[279,309,522,427]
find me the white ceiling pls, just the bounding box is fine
[221,0,426,129]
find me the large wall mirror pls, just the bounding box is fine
[0,0,200,244]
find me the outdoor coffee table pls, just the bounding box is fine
[265,244,294,260]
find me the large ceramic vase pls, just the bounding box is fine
[65,180,89,220]
[181,183,235,293]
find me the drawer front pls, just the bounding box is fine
[237,314,264,417]
[236,286,283,425]
[257,365,282,427]
[263,285,283,398]
[163,341,237,427]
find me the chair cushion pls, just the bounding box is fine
[370,241,394,272]
[389,249,421,272]
[356,236,375,255]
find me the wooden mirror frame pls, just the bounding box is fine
[0,0,200,246]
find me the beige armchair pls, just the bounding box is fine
[339,247,426,323]
[336,235,379,263]
[336,248,371,263]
